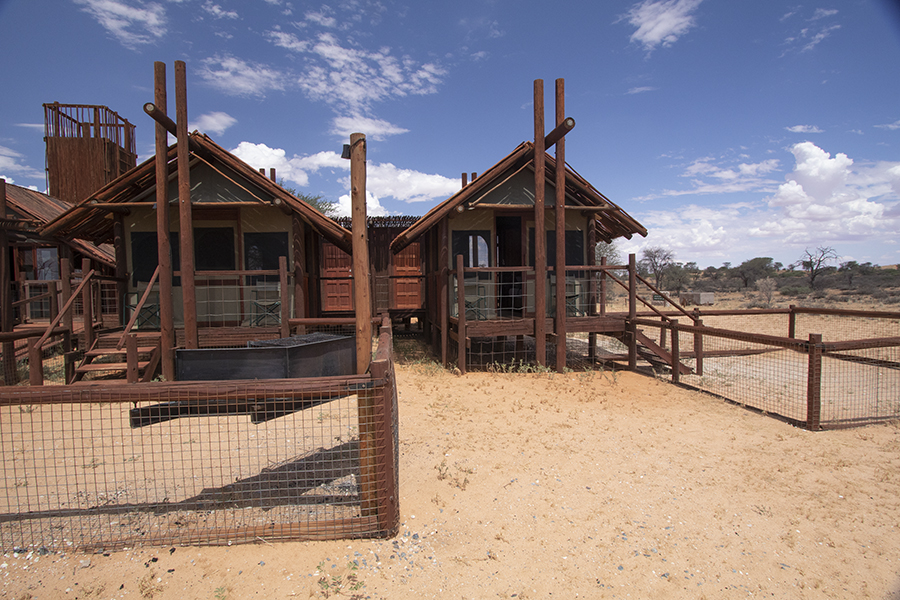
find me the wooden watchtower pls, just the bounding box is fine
[43,103,137,204]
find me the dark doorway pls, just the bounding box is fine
[496,216,523,317]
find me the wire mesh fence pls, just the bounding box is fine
[0,359,399,551]
[632,318,900,430]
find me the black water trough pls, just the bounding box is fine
[175,332,356,381]
[130,333,357,428]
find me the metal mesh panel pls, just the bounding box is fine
[678,333,809,423]
[0,374,397,551]
[819,345,900,426]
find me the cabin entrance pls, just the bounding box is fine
[496,215,523,317]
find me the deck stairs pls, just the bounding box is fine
[72,331,162,384]
[608,328,693,376]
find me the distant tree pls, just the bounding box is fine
[838,260,873,287]
[799,246,839,289]
[664,263,691,292]
[734,257,775,289]
[595,241,622,266]
[639,246,675,289]
[756,277,777,307]
[280,181,338,217]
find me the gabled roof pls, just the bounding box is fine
[40,132,353,254]
[390,141,647,254]
[3,182,115,267]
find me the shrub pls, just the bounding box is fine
[779,285,811,297]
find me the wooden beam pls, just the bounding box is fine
[350,132,372,375]
[545,116,575,149]
[154,61,176,381]
[175,61,198,349]
[554,78,567,373]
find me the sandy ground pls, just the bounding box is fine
[3,362,900,599]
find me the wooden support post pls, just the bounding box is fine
[369,346,399,533]
[533,79,547,367]
[628,253,637,371]
[439,218,449,367]
[113,215,127,324]
[806,333,822,430]
[279,256,290,338]
[28,337,43,386]
[48,281,58,323]
[456,254,467,375]
[81,259,94,350]
[599,256,607,316]
[554,78,567,373]
[350,132,372,375]
[788,305,796,339]
[126,333,139,383]
[292,214,306,325]
[60,258,73,335]
[175,60,198,349]
[154,61,176,380]
[670,319,680,384]
[0,179,13,385]
[693,310,703,376]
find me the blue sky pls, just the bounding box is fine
[1,0,899,268]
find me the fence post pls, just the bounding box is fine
[279,256,290,338]
[456,254,467,375]
[671,319,680,384]
[28,337,43,386]
[627,254,637,371]
[369,351,400,535]
[693,315,704,377]
[599,256,607,316]
[788,305,796,339]
[806,333,822,430]
[126,334,139,383]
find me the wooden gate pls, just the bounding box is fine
[393,242,422,310]
[322,243,353,312]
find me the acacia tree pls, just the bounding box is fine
[799,246,839,289]
[639,246,675,289]
[733,257,775,289]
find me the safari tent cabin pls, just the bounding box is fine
[390,141,647,370]
[40,132,353,343]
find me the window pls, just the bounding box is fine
[131,227,236,286]
[528,229,585,267]
[244,232,288,284]
[451,230,491,280]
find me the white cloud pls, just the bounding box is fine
[755,142,900,243]
[623,0,703,52]
[782,8,841,53]
[627,86,657,94]
[367,162,459,204]
[268,30,446,114]
[189,112,237,136]
[202,1,238,19]
[646,156,781,198]
[875,119,900,131]
[785,125,823,134]
[198,55,286,97]
[334,190,389,218]
[0,146,43,179]
[305,10,337,28]
[14,123,45,131]
[230,141,458,206]
[74,0,166,49]
[331,115,409,141]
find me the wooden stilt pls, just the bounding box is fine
[154,61,176,379]
[350,132,372,375]
[175,61,198,349]
[554,78,567,373]
[533,79,546,367]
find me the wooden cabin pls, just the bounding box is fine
[1,179,116,325]
[39,132,352,380]
[390,141,647,371]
